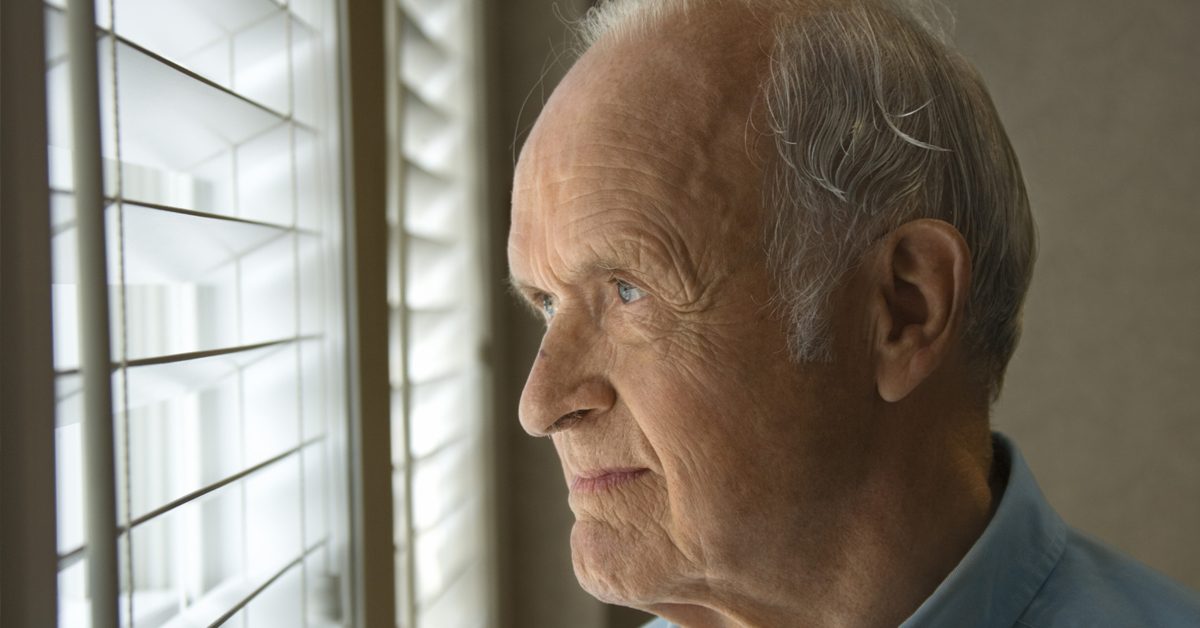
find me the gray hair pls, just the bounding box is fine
[573,0,1036,403]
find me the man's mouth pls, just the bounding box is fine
[570,468,650,494]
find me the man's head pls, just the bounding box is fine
[507,0,1033,623]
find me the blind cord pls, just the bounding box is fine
[105,0,137,621]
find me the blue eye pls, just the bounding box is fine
[541,293,557,318]
[616,280,646,304]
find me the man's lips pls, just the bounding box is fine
[570,468,650,494]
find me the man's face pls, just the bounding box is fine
[507,11,874,609]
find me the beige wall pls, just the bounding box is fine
[946,0,1200,592]
[486,2,1200,626]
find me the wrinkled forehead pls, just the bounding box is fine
[510,3,772,271]
[520,3,771,174]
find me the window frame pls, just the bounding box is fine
[338,0,400,624]
[0,0,60,624]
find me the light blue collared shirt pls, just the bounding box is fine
[642,433,1200,627]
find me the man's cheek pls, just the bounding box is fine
[617,333,728,399]
[628,363,734,438]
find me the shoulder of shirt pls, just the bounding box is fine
[638,618,674,628]
[1015,525,1200,628]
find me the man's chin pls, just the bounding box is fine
[571,519,671,607]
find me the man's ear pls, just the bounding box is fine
[870,219,971,403]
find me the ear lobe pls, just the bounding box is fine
[873,219,971,403]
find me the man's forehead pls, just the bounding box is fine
[509,2,774,287]
[510,199,689,277]
[515,73,724,197]
[519,5,772,163]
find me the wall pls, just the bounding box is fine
[948,0,1200,592]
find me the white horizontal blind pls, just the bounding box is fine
[45,0,350,626]
[389,0,491,626]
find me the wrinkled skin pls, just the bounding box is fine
[508,4,996,628]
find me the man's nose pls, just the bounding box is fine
[518,319,615,437]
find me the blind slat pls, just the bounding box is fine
[110,39,285,168]
[403,165,461,240]
[417,558,485,628]
[125,435,324,530]
[412,442,475,531]
[407,309,471,383]
[399,0,464,50]
[407,236,462,309]
[402,92,460,176]
[53,337,315,413]
[158,542,325,628]
[414,500,480,603]
[112,0,280,73]
[410,374,471,456]
[401,19,461,112]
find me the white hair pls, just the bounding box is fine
[572,0,1036,403]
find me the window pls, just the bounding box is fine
[0,0,496,625]
[44,0,351,626]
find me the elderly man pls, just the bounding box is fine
[506,0,1200,626]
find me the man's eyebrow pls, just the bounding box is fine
[507,248,650,305]
[507,274,535,298]
[507,274,548,319]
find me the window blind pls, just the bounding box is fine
[388,0,492,626]
[45,0,350,626]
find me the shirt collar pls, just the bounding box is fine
[898,432,1068,628]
